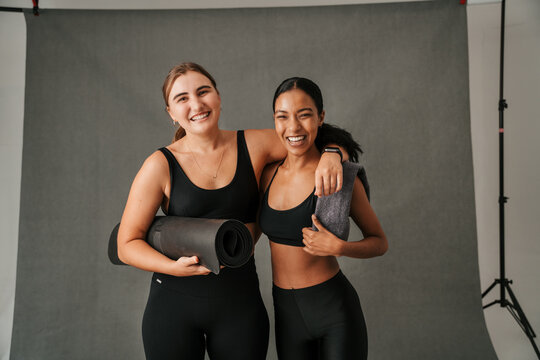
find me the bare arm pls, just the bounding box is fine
[246,128,348,196]
[117,151,211,276]
[302,178,388,258]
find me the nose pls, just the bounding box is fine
[189,97,204,112]
[288,117,302,132]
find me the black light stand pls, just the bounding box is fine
[0,0,39,15]
[480,0,540,358]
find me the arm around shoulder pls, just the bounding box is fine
[245,129,287,166]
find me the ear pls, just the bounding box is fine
[166,106,175,122]
[318,110,325,126]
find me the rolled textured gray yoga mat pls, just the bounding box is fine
[108,216,253,274]
[313,161,369,240]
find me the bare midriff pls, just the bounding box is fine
[270,241,340,289]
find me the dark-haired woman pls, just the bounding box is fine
[116,63,348,360]
[259,77,388,360]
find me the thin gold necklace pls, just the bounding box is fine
[186,142,226,179]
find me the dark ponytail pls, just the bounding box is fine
[315,123,362,163]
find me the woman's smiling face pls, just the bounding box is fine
[166,71,221,136]
[273,88,325,157]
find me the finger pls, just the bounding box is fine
[324,175,332,196]
[320,175,328,197]
[182,256,199,266]
[315,172,323,197]
[311,215,326,233]
[196,265,212,275]
[302,246,317,256]
[303,237,316,248]
[302,227,314,236]
[329,174,336,195]
[198,269,211,275]
[335,172,343,193]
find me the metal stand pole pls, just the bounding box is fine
[481,0,539,357]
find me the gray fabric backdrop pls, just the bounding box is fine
[13,2,497,359]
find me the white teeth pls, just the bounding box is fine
[191,112,209,121]
[287,136,306,142]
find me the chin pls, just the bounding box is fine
[190,119,218,132]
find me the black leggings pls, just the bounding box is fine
[142,260,269,360]
[272,270,367,360]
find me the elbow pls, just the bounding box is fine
[378,236,388,257]
[117,243,128,265]
[117,236,133,266]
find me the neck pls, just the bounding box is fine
[282,145,321,171]
[183,128,223,153]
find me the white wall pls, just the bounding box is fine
[468,1,540,359]
[1,1,539,359]
[0,11,25,360]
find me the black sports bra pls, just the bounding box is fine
[259,162,317,247]
[159,130,259,223]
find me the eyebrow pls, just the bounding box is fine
[275,107,314,114]
[172,85,212,101]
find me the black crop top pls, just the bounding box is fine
[259,162,317,247]
[159,130,259,223]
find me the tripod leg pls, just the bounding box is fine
[505,283,537,337]
[504,283,540,359]
[483,299,500,310]
[482,280,498,298]
[507,304,528,334]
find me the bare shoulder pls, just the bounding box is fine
[244,129,272,152]
[144,149,169,172]
[244,128,276,142]
[260,160,282,192]
[245,128,285,165]
[134,150,170,188]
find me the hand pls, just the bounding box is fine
[302,215,344,257]
[315,152,343,197]
[172,256,212,276]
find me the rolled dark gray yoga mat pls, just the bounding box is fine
[108,216,253,274]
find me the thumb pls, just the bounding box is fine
[187,256,199,265]
[311,215,327,232]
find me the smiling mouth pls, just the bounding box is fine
[190,112,210,121]
[286,135,307,146]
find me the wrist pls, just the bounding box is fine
[322,147,343,162]
[335,238,346,257]
[167,259,184,277]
